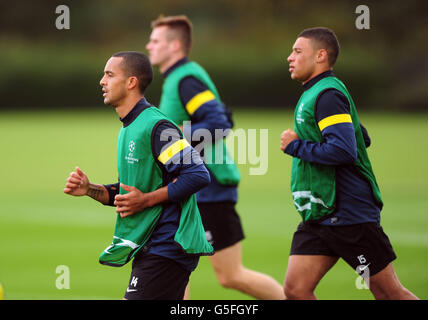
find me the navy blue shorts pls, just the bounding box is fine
[198,202,245,252]
[290,222,396,276]
[124,252,190,300]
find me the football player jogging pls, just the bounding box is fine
[142,15,284,299]
[64,51,213,300]
[281,27,419,300]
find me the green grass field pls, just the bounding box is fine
[1,108,427,300]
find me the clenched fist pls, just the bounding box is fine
[64,166,89,196]
[280,129,299,152]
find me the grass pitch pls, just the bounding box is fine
[0,108,427,300]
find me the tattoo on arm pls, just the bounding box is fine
[87,184,107,203]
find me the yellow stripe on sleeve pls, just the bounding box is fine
[318,114,352,131]
[185,90,216,115]
[157,139,190,164]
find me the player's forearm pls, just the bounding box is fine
[168,165,210,201]
[114,184,170,218]
[285,139,357,165]
[145,185,169,207]
[86,183,110,205]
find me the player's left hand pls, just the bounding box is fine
[281,129,299,151]
[114,184,150,218]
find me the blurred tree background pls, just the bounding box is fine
[0,0,427,110]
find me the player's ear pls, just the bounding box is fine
[317,49,328,64]
[170,39,182,53]
[127,76,138,91]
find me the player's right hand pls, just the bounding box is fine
[63,166,89,196]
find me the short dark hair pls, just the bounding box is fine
[298,27,340,67]
[112,51,153,93]
[151,15,193,55]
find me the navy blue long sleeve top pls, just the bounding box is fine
[163,58,238,203]
[284,71,381,226]
[105,97,210,271]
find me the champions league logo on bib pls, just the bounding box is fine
[296,102,305,124]
[129,140,135,153]
[125,140,139,164]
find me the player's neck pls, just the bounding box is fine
[159,53,187,74]
[302,66,332,85]
[115,93,144,119]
